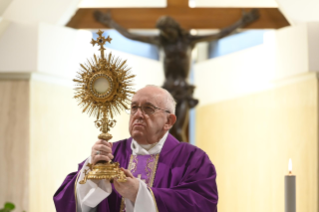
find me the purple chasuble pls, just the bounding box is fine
[54,134,218,212]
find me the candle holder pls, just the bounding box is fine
[73,30,135,184]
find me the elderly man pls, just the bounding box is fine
[54,86,218,212]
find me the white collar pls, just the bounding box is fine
[131,132,168,155]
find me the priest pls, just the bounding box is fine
[54,85,218,212]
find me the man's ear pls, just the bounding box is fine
[164,114,177,131]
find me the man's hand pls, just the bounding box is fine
[242,9,260,25]
[114,168,139,203]
[91,140,114,165]
[94,10,112,26]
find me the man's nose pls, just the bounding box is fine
[133,107,144,117]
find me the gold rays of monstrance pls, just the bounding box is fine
[74,30,135,184]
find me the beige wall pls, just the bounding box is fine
[29,79,101,212]
[194,23,319,107]
[0,80,30,212]
[196,74,318,212]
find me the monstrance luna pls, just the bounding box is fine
[74,30,135,184]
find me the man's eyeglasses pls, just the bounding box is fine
[127,103,170,115]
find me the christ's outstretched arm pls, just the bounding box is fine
[190,9,260,45]
[94,11,160,46]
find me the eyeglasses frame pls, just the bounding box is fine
[129,103,171,116]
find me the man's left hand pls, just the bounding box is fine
[114,168,139,203]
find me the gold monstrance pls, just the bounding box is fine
[74,30,135,184]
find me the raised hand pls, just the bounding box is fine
[241,9,260,25]
[91,139,114,165]
[94,10,112,26]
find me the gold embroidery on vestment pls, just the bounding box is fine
[148,187,159,212]
[119,155,134,212]
[74,167,82,212]
[147,154,159,187]
[119,154,160,212]
[129,155,138,173]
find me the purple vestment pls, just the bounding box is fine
[54,134,218,212]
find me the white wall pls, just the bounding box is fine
[0,22,38,72]
[194,23,319,107]
[78,0,166,8]
[276,0,319,25]
[2,0,81,26]
[0,0,12,15]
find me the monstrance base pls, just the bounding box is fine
[79,161,127,184]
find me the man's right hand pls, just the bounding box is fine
[91,140,114,165]
[94,10,112,26]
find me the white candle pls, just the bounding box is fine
[285,158,296,212]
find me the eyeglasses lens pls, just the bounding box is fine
[129,104,156,115]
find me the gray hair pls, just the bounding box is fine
[145,85,176,114]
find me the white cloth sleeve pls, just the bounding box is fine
[76,157,112,212]
[77,158,157,212]
[124,179,157,212]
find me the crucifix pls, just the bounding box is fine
[91,9,260,142]
[66,1,289,142]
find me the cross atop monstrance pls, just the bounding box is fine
[90,29,112,59]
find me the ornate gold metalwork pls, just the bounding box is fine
[79,162,127,184]
[74,29,135,184]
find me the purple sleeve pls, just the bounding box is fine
[53,161,86,212]
[53,171,79,212]
[52,138,128,212]
[152,152,218,212]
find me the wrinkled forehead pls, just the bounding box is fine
[131,88,165,106]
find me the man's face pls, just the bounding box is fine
[129,87,169,144]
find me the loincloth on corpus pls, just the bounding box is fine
[163,82,199,108]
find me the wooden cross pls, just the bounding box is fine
[67,0,289,29]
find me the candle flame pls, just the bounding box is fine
[288,158,292,174]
